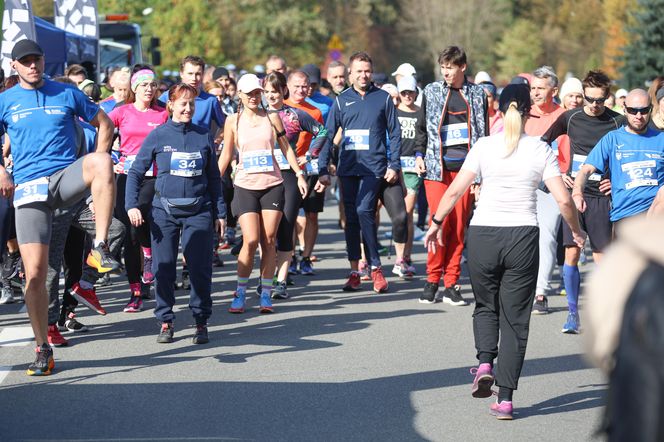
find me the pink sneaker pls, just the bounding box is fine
[490,401,513,420]
[470,363,495,398]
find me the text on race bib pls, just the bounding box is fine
[305,158,319,176]
[571,154,601,181]
[242,149,274,173]
[622,160,658,189]
[14,177,49,207]
[344,129,370,151]
[273,149,291,170]
[123,155,154,177]
[441,123,469,146]
[400,156,417,173]
[170,151,203,177]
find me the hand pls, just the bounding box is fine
[128,208,144,227]
[297,156,308,167]
[317,174,331,188]
[562,175,574,189]
[329,164,337,176]
[415,156,426,175]
[572,193,586,213]
[215,218,226,238]
[599,178,612,195]
[384,168,398,184]
[88,201,96,221]
[572,229,587,249]
[0,169,14,199]
[470,183,480,200]
[424,224,443,254]
[297,174,309,197]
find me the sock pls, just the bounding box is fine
[563,264,580,314]
[498,386,513,403]
[79,279,94,290]
[130,282,141,294]
[142,247,152,258]
[94,239,104,248]
[236,276,249,294]
[260,278,273,296]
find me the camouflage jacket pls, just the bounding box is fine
[421,79,488,181]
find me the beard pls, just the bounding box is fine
[627,117,649,133]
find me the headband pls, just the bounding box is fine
[131,69,155,92]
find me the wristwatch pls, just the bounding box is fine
[431,216,443,226]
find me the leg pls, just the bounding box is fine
[442,170,473,288]
[20,243,50,346]
[182,210,214,325]
[81,152,115,242]
[150,207,181,323]
[237,213,261,279]
[355,176,382,268]
[46,207,78,327]
[275,172,301,282]
[534,190,561,296]
[339,176,361,270]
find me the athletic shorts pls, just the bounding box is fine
[562,194,613,252]
[14,157,88,245]
[231,183,285,217]
[301,174,325,213]
[403,172,423,196]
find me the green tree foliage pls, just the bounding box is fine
[495,18,543,81]
[621,0,664,87]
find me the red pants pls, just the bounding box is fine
[424,172,473,287]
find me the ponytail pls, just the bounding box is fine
[503,102,524,157]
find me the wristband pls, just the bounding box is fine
[431,216,443,226]
[296,170,304,176]
[276,129,286,138]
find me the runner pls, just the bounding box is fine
[542,70,625,333]
[392,62,423,106]
[0,40,119,375]
[126,83,226,344]
[650,86,664,131]
[418,46,489,305]
[109,67,168,313]
[326,61,348,96]
[557,77,584,173]
[478,81,503,134]
[301,64,334,121]
[424,83,585,420]
[316,51,402,293]
[219,74,307,313]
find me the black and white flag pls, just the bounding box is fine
[54,0,98,39]
[1,0,37,76]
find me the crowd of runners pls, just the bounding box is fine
[1,38,664,421]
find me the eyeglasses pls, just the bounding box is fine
[624,105,652,115]
[584,95,607,104]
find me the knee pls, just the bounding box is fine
[89,153,113,176]
[243,237,259,253]
[262,235,277,248]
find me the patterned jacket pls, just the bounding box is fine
[421,79,488,181]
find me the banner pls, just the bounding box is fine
[1,0,37,76]
[54,0,98,39]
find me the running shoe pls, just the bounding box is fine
[228,291,246,314]
[181,269,191,291]
[157,322,174,343]
[299,257,315,275]
[420,282,438,304]
[230,237,243,256]
[272,281,289,300]
[2,250,21,280]
[358,261,371,281]
[288,256,299,275]
[140,282,152,300]
[123,294,143,313]
[259,292,274,314]
[392,260,414,280]
[470,363,495,398]
[286,274,295,286]
[443,285,468,306]
[490,401,514,420]
[86,241,121,274]
[404,258,416,275]
[193,324,209,344]
[342,271,362,292]
[70,282,106,315]
[562,312,580,334]
[212,250,224,267]
[372,267,389,293]
[26,344,55,376]
[47,324,68,347]
[96,273,112,287]
[58,312,88,333]
[0,286,15,304]
[531,295,549,315]
[222,227,236,249]
[141,255,154,284]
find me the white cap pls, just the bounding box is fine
[391,62,416,77]
[616,88,628,98]
[397,75,417,93]
[225,63,237,71]
[237,74,264,94]
[381,83,398,97]
[253,64,265,74]
[474,71,492,84]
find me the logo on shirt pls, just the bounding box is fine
[9,104,21,111]
[345,101,356,107]
[147,122,161,127]
[163,145,175,152]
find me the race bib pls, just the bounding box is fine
[305,158,319,176]
[344,129,370,151]
[441,123,469,146]
[123,155,155,177]
[14,177,49,207]
[170,152,203,177]
[273,149,291,170]
[622,160,658,189]
[242,149,274,173]
[400,156,417,173]
[571,154,601,181]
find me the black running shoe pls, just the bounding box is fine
[157,322,174,343]
[140,282,152,300]
[86,241,121,274]
[2,250,21,280]
[532,295,549,315]
[420,282,439,304]
[192,325,209,344]
[27,344,55,376]
[442,285,468,306]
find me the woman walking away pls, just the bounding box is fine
[424,84,586,419]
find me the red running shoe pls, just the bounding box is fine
[70,282,106,315]
[372,267,389,293]
[47,324,68,347]
[342,272,362,292]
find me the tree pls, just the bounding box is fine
[495,18,543,82]
[621,0,664,88]
[602,0,632,80]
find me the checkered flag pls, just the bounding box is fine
[1,0,37,77]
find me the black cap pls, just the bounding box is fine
[509,75,530,87]
[499,84,531,116]
[11,39,44,61]
[373,72,389,86]
[212,67,229,80]
[301,63,321,84]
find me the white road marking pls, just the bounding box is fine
[19,304,27,313]
[0,365,11,384]
[0,326,34,347]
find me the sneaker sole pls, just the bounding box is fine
[71,292,107,316]
[373,286,389,294]
[443,297,468,306]
[272,293,289,300]
[259,306,274,314]
[85,255,119,274]
[193,337,209,344]
[123,308,142,313]
[157,337,174,343]
[418,298,436,304]
[562,328,580,334]
[342,285,361,292]
[531,309,549,315]
[48,340,68,347]
[26,360,54,376]
[490,411,514,420]
[228,308,245,314]
[472,376,495,398]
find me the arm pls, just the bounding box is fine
[317,97,341,186]
[125,132,156,215]
[541,112,568,145]
[647,186,664,218]
[415,102,427,174]
[546,175,586,247]
[89,109,115,153]
[385,97,402,173]
[297,109,329,156]
[571,163,597,213]
[270,113,308,196]
[218,114,237,176]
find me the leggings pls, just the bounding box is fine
[221,170,237,229]
[276,171,303,252]
[115,174,154,284]
[379,178,408,243]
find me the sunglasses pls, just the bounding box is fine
[624,105,652,115]
[584,95,607,104]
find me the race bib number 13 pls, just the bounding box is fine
[14,177,49,207]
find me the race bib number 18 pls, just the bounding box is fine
[14,177,49,207]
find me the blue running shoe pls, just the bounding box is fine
[562,312,580,334]
[259,292,273,314]
[299,257,315,275]
[228,291,246,314]
[288,256,299,275]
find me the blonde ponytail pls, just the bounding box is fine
[503,102,524,157]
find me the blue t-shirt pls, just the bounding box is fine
[99,97,119,114]
[586,126,664,221]
[0,79,100,184]
[306,91,333,122]
[158,89,225,130]
[80,120,97,154]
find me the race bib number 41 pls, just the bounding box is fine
[170,152,203,177]
[344,129,370,151]
[242,149,274,173]
[14,177,49,207]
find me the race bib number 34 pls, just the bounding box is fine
[14,177,49,207]
[242,149,274,173]
[170,152,203,177]
[344,129,370,151]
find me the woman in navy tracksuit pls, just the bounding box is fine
[125,83,226,345]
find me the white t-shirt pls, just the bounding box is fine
[462,134,561,227]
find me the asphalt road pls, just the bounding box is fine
[0,201,606,441]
